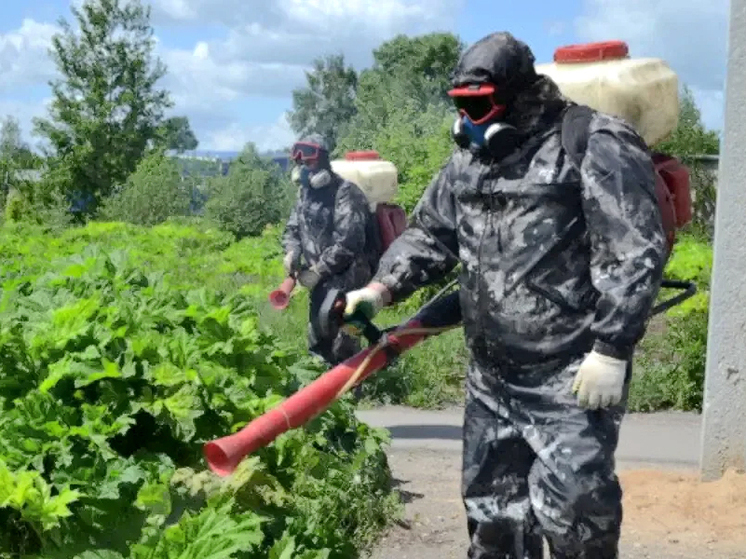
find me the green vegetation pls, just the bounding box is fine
[0,0,722,553]
[0,221,398,558]
[629,234,712,412]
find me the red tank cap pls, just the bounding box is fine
[345,150,380,161]
[553,41,629,63]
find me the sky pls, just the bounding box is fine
[0,0,730,154]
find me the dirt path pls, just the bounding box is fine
[359,407,746,559]
[367,448,746,559]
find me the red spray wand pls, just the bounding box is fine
[203,288,462,477]
[268,276,296,310]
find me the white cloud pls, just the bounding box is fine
[202,112,295,152]
[0,96,54,151]
[574,0,729,131]
[159,43,307,113]
[0,1,464,150]
[150,0,459,36]
[545,21,567,37]
[158,0,462,108]
[154,0,463,144]
[0,19,59,92]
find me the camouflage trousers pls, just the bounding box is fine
[461,355,630,558]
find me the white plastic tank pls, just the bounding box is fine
[331,151,398,211]
[534,40,679,146]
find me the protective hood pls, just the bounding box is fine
[451,32,569,139]
[292,133,336,189]
[450,32,539,94]
[295,133,332,171]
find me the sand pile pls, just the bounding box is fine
[621,468,746,553]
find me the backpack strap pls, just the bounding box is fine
[560,104,595,172]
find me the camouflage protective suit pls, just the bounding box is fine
[281,139,379,366]
[371,33,667,558]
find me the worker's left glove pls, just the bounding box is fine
[571,350,627,410]
[283,251,299,276]
[297,266,321,290]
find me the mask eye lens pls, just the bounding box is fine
[449,84,505,124]
[290,143,320,162]
[453,95,494,123]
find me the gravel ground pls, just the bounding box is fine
[361,414,746,559]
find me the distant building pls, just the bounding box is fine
[270,155,290,172]
[166,148,290,176]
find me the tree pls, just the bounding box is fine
[33,0,172,216]
[0,117,23,160]
[0,116,43,169]
[336,32,464,157]
[369,32,465,106]
[1,116,44,212]
[158,116,198,152]
[204,143,296,239]
[97,150,193,225]
[288,53,358,153]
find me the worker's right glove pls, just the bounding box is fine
[343,285,388,333]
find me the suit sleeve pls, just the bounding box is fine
[281,196,302,257]
[579,114,668,360]
[373,154,461,303]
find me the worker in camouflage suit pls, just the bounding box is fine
[281,134,379,367]
[341,32,667,558]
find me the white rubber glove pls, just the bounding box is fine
[290,165,301,185]
[343,285,387,328]
[572,350,627,410]
[283,251,296,275]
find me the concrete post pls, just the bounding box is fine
[699,0,746,481]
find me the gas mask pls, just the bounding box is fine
[291,164,331,189]
[448,83,521,161]
[290,140,332,189]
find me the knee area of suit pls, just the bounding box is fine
[528,467,622,540]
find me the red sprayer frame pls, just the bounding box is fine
[203,291,462,477]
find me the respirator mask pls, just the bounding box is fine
[290,141,331,189]
[447,83,520,161]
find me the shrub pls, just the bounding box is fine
[204,144,295,240]
[629,235,712,411]
[97,151,193,226]
[3,187,28,222]
[0,223,398,558]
